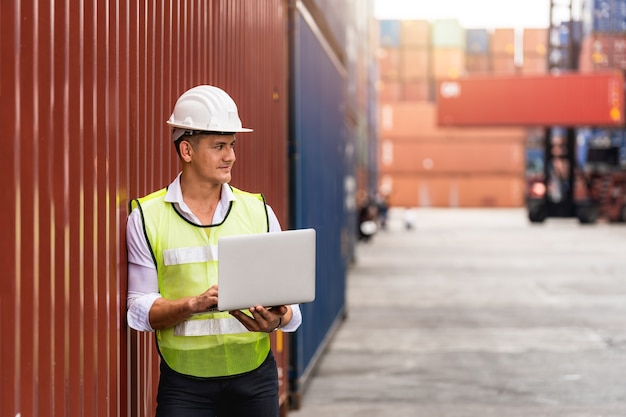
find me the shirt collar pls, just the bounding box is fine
[164,173,235,224]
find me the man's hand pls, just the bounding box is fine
[230,305,288,333]
[149,285,219,330]
[190,285,219,313]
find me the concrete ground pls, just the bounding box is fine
[289,208,626,417]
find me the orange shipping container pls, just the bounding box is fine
[401,20,430,47]
[378,47,401,80]
[432,47,465,78]
[378,138,525,174]
[465,54,491,73]
[380,173,524,207]
[402,79,432,101]
[491,54,518,74]
[379,101,527,140]
[491,28,515,55]
[521,54,547,74]
[523,28,548,54]
[378,80,402,102]
[401,47,430,80]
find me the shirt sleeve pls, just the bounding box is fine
[126,208,160,332]
[266,205,282,233]
[281,304,302,332]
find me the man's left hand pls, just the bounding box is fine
[230,305,287,333]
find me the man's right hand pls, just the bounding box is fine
[190,285,219,313]
[148,285,219,329]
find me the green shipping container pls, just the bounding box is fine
[431,19,466,48]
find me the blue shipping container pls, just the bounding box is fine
[379,19,401,47]
[310,0,347,51]
[290,8,351,403]
[578,128,626,167]
[466,28,490,55]
[582,0,626,34]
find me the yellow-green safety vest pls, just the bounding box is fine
[129,186,271,377]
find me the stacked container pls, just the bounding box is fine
[377,20,432,102]
[376,20,527,208]
[465,29,491,73]
[580,0,626,71]
[522,28,548,74]
[578,1,626,150]
[400,20,433,101]
[491,28,518,73]
[378,20,402,102]
[379,102,527,207]
[431,19,466,79]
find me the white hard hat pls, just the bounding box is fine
[167,85,253,141]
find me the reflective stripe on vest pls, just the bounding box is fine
[131,186,271,377]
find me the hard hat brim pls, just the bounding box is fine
[167,121,253,133]
[169,125,253,141]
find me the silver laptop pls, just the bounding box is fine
[217,228,316,311]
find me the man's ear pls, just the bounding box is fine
[179,140,193,162]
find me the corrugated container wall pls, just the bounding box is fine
[307,0,348,51]
[0,1,289,416]
[290,1,352,405]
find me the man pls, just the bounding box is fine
[126,85,301,417]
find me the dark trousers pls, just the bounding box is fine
[155,351,279,417]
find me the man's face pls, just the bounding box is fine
[185,133,237,185]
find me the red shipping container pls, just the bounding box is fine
[437,72,625,126]
[1,1,290,416]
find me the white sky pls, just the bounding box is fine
[373,0,580,29]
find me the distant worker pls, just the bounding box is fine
[357,191,378,242]
[376,193,390,230]
[548,134,570,203]
[126,85,302,417]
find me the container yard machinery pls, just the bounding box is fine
[437,0,626,224]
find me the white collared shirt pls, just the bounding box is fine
[126,174,302,332]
